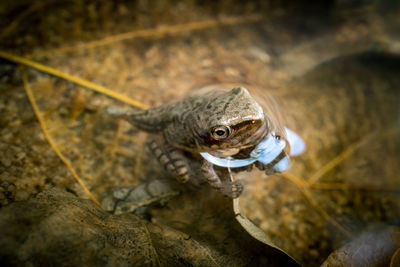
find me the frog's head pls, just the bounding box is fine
[194,87,268,157]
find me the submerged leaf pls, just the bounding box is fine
[0,188,299,266]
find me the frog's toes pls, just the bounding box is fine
[255,161,266,171]
[265,168,278,175]
[101,187,132,213]
[221,180,243,199]
[101,180,180,215]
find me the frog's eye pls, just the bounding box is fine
[210,125,231,140]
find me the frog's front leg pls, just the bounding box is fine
[255,150,288,175]
[200,160,243,198]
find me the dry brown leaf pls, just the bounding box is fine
[0,188,299,266]
[321,225,400,267]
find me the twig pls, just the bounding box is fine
[0,0,56,39]
[308,182,399,192]
[0,50,149,109]
[20,66,101,206]
[30,15,263,58]
[279,173,353,238]
[300,185,353,238]
[308,132,376,185]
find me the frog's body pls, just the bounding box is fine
[106,86,287,198]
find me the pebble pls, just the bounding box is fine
[1,158,11,167]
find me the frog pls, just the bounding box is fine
[105,86,290,199]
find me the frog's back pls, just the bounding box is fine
[166,86,230,125]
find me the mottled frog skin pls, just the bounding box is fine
[106,86,286,198]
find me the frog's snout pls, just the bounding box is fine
[232,86,248,95]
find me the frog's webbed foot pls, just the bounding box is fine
[201,160,243,198]
[221,180,243,198]
[101,179,179,215]
[148,136,198,185]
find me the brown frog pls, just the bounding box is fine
[105,86,287,198]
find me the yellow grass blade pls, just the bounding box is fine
[0,50,149,109]
[30,15,263,58]
[21,66,101,206]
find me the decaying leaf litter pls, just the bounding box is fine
[0,1,399,266]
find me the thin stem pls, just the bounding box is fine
[21,66,101,206]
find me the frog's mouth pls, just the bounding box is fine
[200,127,305,172]
[201,118,267,155]
[206,147,242,158]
